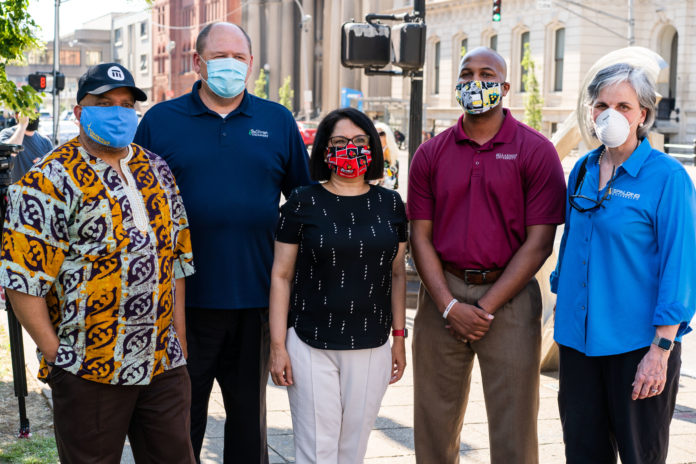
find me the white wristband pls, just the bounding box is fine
[442,298,458,319]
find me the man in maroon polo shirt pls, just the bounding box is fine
[408,47,566,463]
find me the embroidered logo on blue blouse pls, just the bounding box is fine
[249,129,269,138]
[611,188,641,200]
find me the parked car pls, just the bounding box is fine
[296,120,318,148]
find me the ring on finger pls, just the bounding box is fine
[651,387,659,393]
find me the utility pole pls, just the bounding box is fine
[408,0,425,166]
[52,0,60,145]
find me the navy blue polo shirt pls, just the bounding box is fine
[134,83,312,309]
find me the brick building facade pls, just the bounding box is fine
[151,0,242,104]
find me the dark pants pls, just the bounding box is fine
[186,307,270,464]
[558,343,681,464]
[50,365,194,464]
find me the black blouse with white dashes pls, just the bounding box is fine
[276,184,408,350]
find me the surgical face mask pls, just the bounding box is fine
[80,105,138,148]
[594,108,631,148]
[203,57,248,98]
[455,80,503,114]
[326,143,372,178]
[26,118,39,132]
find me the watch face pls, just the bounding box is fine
[657,338,673,350]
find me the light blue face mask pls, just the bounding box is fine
[203,57,248,98]
[80,105,138,148]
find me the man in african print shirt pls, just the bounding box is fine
[0,63,196,463]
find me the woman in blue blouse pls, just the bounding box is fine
[551,63,696,464]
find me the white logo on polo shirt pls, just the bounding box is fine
[496,153,517,160]
[107,66,125,81]
[249,129,269,138]
[611,188,640,200]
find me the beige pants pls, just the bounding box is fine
[413,272,542,464]
[286,328,392,464]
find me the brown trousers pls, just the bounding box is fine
[413,271,542,464]
[50,365,195,464]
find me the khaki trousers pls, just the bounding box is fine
[413,271,542,464]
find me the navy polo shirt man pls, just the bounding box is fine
[134,22,311,464]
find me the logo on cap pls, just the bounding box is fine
[107,66,125,81]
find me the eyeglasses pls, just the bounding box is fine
[569,165,616,213]
[328,135,370,148]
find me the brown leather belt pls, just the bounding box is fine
[443,263,504,285]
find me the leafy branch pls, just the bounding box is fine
[0,0,43,116]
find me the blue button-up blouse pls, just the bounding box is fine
[551,138,696,356]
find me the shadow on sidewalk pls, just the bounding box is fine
[673,403,696,424]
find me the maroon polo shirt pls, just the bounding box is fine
[407,109,566,270]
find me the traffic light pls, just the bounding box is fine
[54,73,65,91]
[492,0,502,22]
[341,22,391,68]
[28,73,46,91]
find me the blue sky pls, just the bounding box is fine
[28,0,150,41]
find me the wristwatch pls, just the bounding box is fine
[652,335,674,352]
[392,328,408,338]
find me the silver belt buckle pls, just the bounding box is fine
[464,269,487,284]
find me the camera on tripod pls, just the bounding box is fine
[0,142,21,189]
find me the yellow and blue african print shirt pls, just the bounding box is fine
[0,138,195,385]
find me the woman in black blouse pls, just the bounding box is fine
[269,107,408,464]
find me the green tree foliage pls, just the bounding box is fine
[521,42,543,131]
[254,68,268,99]
[0,0,43,117]
[278,76,293,112]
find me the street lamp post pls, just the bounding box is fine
[52,0,60,145]
[292,0,312,119]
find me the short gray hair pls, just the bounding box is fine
[586,63,656,139]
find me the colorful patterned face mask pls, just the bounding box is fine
[455,80,503,114]
[326,143,372,178]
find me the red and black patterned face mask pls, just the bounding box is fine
[326,143,372,178]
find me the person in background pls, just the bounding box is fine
[134,21,312,464]
[373,121,399,190]
[0,62,195,463]
[408,47,566,464]
[269,107,407,464]
[551,62,696,464]
[393,128,405,149]
[0,112,53,182]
